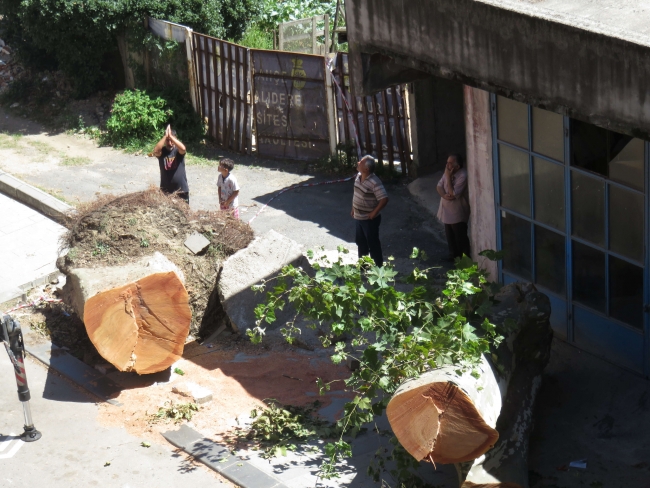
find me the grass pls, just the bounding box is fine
[0,132,23,150]
[60,154,92,166]
[185,152,219,166]
[236,25,274,50]
[26,139,54,153]
[34,185,77,206]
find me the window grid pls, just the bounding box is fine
[492,94,646,334]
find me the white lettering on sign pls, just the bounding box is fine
[0,434,24,459]
[254,91,303,108]
[256,111,288,127]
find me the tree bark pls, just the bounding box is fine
[387,354,502,464]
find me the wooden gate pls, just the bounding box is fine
[332,53,411,174]
[193,33,251,153]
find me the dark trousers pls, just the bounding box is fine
[355,215,383,267]
[445,222,471,259]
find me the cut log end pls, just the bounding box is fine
[84,271,191,375]
[387,380,499,464]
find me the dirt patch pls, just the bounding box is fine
[97,347,350,447]
[57,187,254,340]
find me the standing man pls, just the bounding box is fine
[351,155,389,267]
[153,125,189,203]
[436,154,470,261]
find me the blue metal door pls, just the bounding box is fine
[491,94,649,376]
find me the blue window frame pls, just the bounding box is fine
[491,93,650,376]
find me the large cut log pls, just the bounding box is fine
[60,252,191,374]
[386,283,552,487]
[386,354,501,464]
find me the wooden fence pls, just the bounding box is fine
[331,53,411,174]
[193,33,251,153]
[190,32,411,170]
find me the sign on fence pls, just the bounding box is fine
[252,51,330,161]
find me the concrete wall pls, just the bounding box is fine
[346,0,650,138]
[412,77,466,175]
[464,86,497,280]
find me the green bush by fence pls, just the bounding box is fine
[103,87,204,151]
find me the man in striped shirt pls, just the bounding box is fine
[351,155,389,266]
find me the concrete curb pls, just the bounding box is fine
[162,425,289,488]
[0,170,73,222]
[25,341,123,406]
[0,270,61,306]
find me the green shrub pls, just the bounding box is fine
[255,0,336,32]
[153,85,205,144]
[237,24,274,50]
[103,88,205,150]
[105,90,170,149]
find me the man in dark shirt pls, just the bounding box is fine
[153,125,189,203]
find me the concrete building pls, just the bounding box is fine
[346,0,650,376]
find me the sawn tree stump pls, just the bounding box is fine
[386,283,553,488]
[60,252,191,374]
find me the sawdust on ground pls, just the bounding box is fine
[97,342,351,446]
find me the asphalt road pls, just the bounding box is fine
[0,351,227,487]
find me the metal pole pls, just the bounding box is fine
[2,315,42,442]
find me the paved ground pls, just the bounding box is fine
[1,107,650,487]
[0,351,230,487]
[0,108,447,259]
[0,192,65,303]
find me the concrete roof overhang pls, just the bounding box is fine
[347,0,650,138]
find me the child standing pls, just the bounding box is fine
[217,158,240,218]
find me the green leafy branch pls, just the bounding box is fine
[244,399,340,458]
[248,248,504,481]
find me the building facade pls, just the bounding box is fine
[346,0,650,375]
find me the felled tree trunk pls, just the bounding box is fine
[60,252,191,374]
[386,284,553,487]
[386,354,501,464]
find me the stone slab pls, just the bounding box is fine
[0,170,73,222]
[0,191,66,306]
[171,381,213,404]
[218,230,307,332]
[184,231,210,255]
[61,251,185,319]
